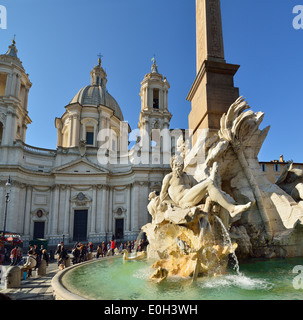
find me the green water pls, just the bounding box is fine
[62,257,303,300]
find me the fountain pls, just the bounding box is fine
[52,98,303,300]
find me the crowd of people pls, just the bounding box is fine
[2,237,149,275]
[18,244,50,278]
[72,238,149,264]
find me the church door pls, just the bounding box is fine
[73,210,88,241]
[33,222,45,239]
[115,218,124,240]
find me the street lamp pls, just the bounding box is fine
[2,176,11,241]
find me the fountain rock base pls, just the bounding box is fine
[143,203,238,280]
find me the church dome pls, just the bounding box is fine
[70,85,124,121]
[70,58,124,121]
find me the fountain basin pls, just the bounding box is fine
[52,256,303,300]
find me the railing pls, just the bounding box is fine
[22,142,57,156]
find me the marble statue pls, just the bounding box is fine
[143,141,253,280]
[141,96,303,281]
[159,155,252,217]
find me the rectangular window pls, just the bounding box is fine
[86,131,94,145]
[274,164,280,172]
[261,164,266,172]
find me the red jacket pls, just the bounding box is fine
[11,247,18,258]
[110,241,115,249]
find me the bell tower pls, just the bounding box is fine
[0,39,32,146]
[187,0,240,145]
[138,58,172,163]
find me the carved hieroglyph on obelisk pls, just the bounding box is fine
[187,0,240,145]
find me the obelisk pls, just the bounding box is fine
[187,0,240,145]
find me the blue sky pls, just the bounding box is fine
[1,0,303,162]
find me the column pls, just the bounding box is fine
[3,110,13,145]
[69,116,73,147]
[108,187,113,234]
[4,74,12,96]
[147,88,153,109]
[98,111,106,148]
[15,75,21,99]
[162,122,171,165]
[141,120,150,164]
[164,90,168,110]
[10,73,16,97]
[51,185,60,235]
[47,187,54,236]
[56,127,62,147]
[159,89,164,109]
[24,88,29,110]
[126,185,131,232]
[141,87,145,109]
[131,183,139,231]
[23,186,32,236]
[90,186,97,234]
[143,183,150,226]
[63,186,71,235]
[101,186,108,233]
[72,115,80,147]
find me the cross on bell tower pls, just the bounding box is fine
[97,53,103,66]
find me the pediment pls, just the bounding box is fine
[52,158,109,175]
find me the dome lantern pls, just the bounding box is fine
[90,57,107,88]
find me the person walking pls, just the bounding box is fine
[10,246,19,265]
[89,242,93,253]
[101,242,106,257]
[56,243,68,267]
[110,239,115,256]
[96,245,102,259]
[56,241,64,264]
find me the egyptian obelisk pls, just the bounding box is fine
[187,0,240,145]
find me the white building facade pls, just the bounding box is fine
[0,41,183,247]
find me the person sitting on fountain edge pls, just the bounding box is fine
[159,155,252,218]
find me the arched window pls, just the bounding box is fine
[153,89,159,109]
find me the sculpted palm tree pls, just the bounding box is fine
[218,97,273,238]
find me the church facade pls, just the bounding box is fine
[0,40,180,247]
